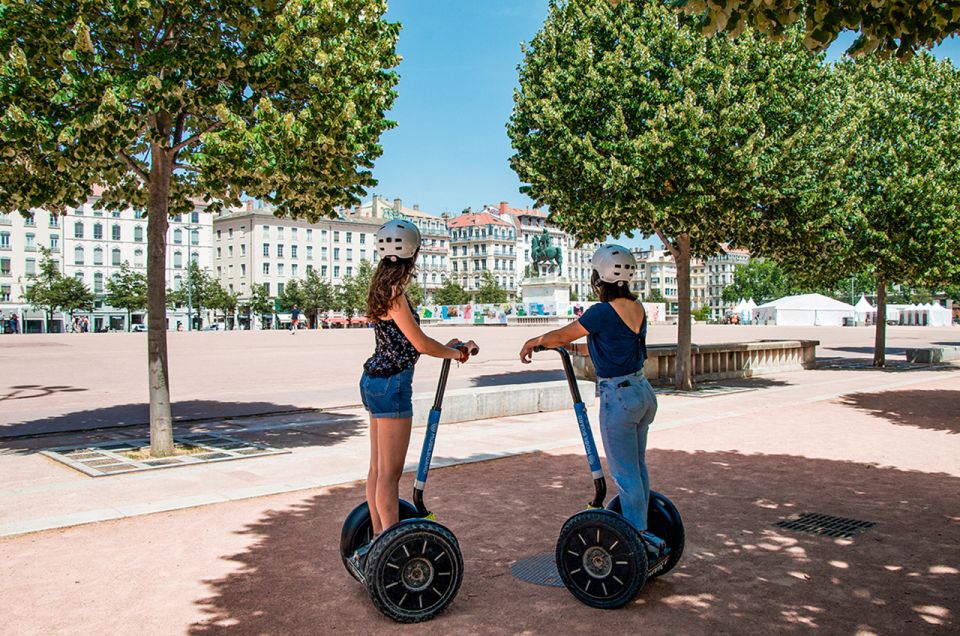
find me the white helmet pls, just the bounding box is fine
[592,244,637,286]
[376,219,421,261]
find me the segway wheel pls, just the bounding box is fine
[555,510,648,609]
[365,520,463,623]
[340,499,419,582]
[607,491,685,578]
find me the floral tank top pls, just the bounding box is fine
[363,301,421,377]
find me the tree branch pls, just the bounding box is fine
[173,163,199,173]
[654,227,680,260]
[119,151,150,184]
[173,113,186,147]
[172,121,224,153]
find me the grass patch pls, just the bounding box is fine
[119,443,208,461]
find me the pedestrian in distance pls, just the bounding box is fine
[519,245,668,561]
[350,219,477,570]
[291,304,300,334]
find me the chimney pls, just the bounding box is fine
[245,200,254,212]
[499,201,508,215]
[394,198,402,211]
[413,204,420,211]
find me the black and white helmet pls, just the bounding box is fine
[376,219,421,261]
[592,244,637,286]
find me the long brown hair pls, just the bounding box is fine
[591,271,638,303]
[367,251,419,320]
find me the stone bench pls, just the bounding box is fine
[411,380,594,426]
[568,339,819,384]
[904,346,960,363]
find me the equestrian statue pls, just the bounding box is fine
[531,229,563,276]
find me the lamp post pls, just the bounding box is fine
[183,223,201,331]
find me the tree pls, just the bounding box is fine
[22,247,93,330]
[433,279,470,306]
[206,279,239,328]
[242,283,273,329]
[826,56,960,366]
[105,263,147,330]
[338,259,376,318]
[669,0,960,58]
[692,305,712,322]
[473,271,508,304]
[277,279,304,312]
[0,1,399,455]
[720,259,796,305]
[644,289,666,304]
[168,260,217,329]
[406,280,425,307]
[509,0,843,388]
[299,268,335,327]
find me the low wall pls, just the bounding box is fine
[905,346,960,363]
[411,380,594,426]
[569,340,819,384]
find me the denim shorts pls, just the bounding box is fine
[359,367,415,419]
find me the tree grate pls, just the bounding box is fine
[775,513,877,539]
[511,553,564,587]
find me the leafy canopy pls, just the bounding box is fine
[105,262,148,313]
[433,279,470,306]
[23,246,94,315]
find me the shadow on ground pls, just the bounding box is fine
[190,449,959,634]
[839,390,960,435]
[1,384,90,402]
[470,369,567,387]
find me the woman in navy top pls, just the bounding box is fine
[520,245,665,556]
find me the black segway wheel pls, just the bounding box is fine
[555,510,648,609]
[607,491,685,578]
[340,499,419,582]
[364,519,463,623]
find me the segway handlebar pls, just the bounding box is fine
[531,345,607,509]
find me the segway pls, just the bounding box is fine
[340,343,478,623]
[533,346,684,609]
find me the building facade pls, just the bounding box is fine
[705,245,751,320]
[446,210,518,295]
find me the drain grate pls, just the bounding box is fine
[775,512,877,539]
[511,553,564,587]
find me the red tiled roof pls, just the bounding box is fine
[446,212,513,228]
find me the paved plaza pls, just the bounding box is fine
[1,324,958,633]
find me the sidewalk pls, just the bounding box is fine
[1,365,957,634]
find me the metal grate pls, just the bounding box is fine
[511,553,564,587]
[775,513,877,539]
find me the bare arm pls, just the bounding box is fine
[389,298,463,360]
[519,320,589,363]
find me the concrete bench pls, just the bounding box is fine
[568,339,819,384]
[905,346,960,363]
[411,380,594,426]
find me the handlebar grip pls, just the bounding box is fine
[533,345,547,353]
[468,345,479,356]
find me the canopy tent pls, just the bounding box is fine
[854,296,875,324]
[928,303,953,327]
[752,293,856,326]
[743,298,758,324]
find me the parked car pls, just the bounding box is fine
[203,323,226,331]
[131,324,147,332]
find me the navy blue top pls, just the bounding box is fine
[577,302,648,378]
[363,300,421,377]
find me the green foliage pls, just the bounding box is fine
[644,288,666,303]
[406,280,425,307]
[242,283,274,320]
[721,259,797,305]
[22,247,94,317]
[299,268,336,318]
[692,305,712,321]
[473,271,507,304]
[433,279,470,306]
[672,0,960,59]
[277,279,304,312]
[337,259,376,316]
[105,263,148,315]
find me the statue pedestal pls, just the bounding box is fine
[521,275,571,306]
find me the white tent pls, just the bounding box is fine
[928,303,952,327]
[752,293,857,326]
[854,296,875,324]
[743,298,758,324]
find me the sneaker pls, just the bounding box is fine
[639,530,669,566]
[347,542,373,576]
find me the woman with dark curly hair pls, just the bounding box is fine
[352,220,476,567]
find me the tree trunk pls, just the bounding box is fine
[674,234,693,390]
[873,279,887,368]
[147,142,175,456]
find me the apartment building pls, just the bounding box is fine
[446,210,518,294]
[631,246,746,318]
[705,245,751,320]
[0,208,63,330]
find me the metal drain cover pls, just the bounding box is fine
[511,553,564,587]
[776,513,877,539]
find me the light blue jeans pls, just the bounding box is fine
[597,372,658,532]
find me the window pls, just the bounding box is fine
[306,264,313,274]
[0,257,10,276]
[263,263,270,275]
[333,247,340,260]
[191,251,199,264]
[291,227,298,238]
[346,248,353,261]
[94,272,103,293]
[228,245,234,257]
[359,233,366,244]
[321,265,328,277]
[174,214,182,222]
[240,244,246,256]
[173,251,182,268]
[263,243,270,257]
[321,229,328,239]
[321,246,328,259]
[74,246,84,264]
[25,233,36,251]
[130,225,142,243]
[306,229,313,240]
[93,223,103,240]
[111,248,120,266]
[191,229,199,245]
[346,232,352,243]
[216,229,222,240]
[291,245,298,258]
[49,214,59,228]
[93,247,104,265]
[93,208,103,217]
[0,285,10,302]
[263,282,270,295]
[0,232,9,249]
[277,226,284,237]
[112,225,121,241]
[228,228,233,239]
[306,246,313,259]
[217,266,222,277]
[173,228,183,244]
[24,212,35,226]
[333,265,340,278]
[277,282,285,295]
[360,249,366,261]
[346,266,353,277]
[333,231,340,242]
[25,258,36,275]
[216,247,222,259]
[240,264,246,276]
[262,224,269,235]
[111,210,121,218]
[74,271,83,283]
[277,244,284,258]
[134,249,144,267]
[277,263,284,276]
[191,211,200,224]
[291,264,298,276]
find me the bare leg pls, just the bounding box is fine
[366,415,382,535]
[375,416,413,530]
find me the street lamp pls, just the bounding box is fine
[183,223,201,331]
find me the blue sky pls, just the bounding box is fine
[371,1,960,248]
